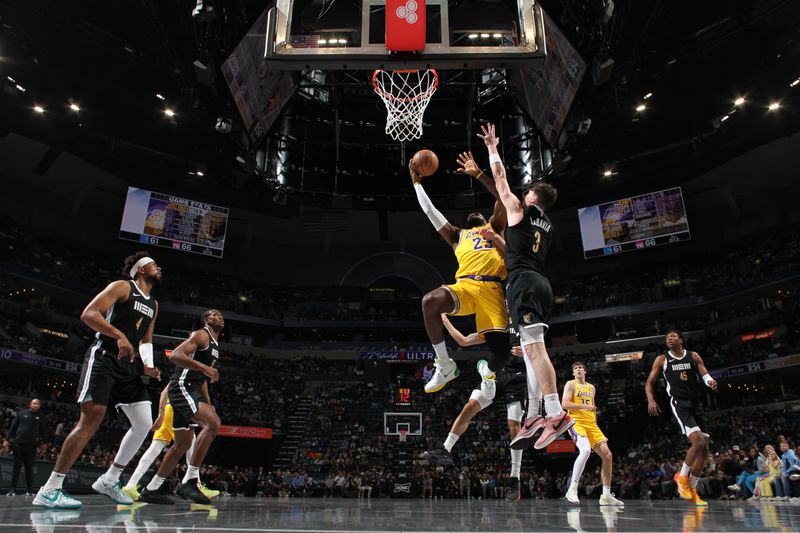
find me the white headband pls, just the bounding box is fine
[129,257,155,279]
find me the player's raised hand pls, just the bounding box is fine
[478,227,496,242]
[477,123,500,148]
[647,400,661,416]
[409,158,423,184]
[117,336,135,361]
[455,151,480,177]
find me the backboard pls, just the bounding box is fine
[265,0,546,70]
[384,412,422,436]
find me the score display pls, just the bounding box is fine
[395,387,412,407]
[577,187,691,259]
[119,187,229,258]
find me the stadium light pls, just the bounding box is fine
[164,108,175,117]
[338,39,347,44]
[644,92,653,100]
[319,39,327,45]
[603,170,613,177]
[6,76,14,82]
[156,93,165,100]
[33,105,44,114]
[468,34,478,39]
[196,170,205,176]
[15,84,25,92]
[69,103,80,112]
[791,78,799,88]
[492,33,502,38]
[734,97,746,106]
[480,33,490,38]
[720,115,730,122]
[635,104,646,112]
[768,102,780,111]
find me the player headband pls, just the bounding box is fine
[129,257,155,279]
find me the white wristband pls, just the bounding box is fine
[702,373,713,386]
[489,153,503,166]
[139,343,154,368]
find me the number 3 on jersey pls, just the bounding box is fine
[532,230,541,253]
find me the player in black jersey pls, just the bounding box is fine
[422,317,531,501]
[141,309,223,505]
[475,123,574,452]
[645,330,717,507]
[34,252,162,509]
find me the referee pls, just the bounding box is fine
[8,398,47,496]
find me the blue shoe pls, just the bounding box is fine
[32,488,82,509]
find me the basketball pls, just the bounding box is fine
[412,149,439,177]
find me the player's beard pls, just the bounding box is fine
[146,272,162,287]
[464,215,485,228]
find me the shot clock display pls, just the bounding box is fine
[395,387,412,407]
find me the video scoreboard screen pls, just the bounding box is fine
[119,187,229,258]
[577,187,691,259]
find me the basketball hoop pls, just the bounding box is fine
[372,69,439,142]
[398,429,408,443]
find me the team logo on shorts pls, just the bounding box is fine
[522,313,534,324]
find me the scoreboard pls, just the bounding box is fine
[578,187,691,259]
[395,387,412,408]
[119,187,229,258]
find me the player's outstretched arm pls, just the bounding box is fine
[441,314,483,347]
[477,123,522,226]
[645,355,665,415]
[692,352,718,391]
[456,152,507,233]
[410,159,459,246]
[170,329,219,383]
[478,226,505,255]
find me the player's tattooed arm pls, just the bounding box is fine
[455,151,507,232]
[81,280,134,360]
[645,355,666,415]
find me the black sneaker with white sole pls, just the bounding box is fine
[175,481,211,504]
[421,447,454,466]
[140,487,175,505]
[505,478,521,502]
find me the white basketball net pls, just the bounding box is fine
[372,69,439,142]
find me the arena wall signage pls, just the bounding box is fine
[0,348,80,374]
[0,457,102,490]
[217,425,273,439]
[360,351,436,362]
[710,353,800,379]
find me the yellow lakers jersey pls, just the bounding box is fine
[453,223,507,279]
[568,380,597,426]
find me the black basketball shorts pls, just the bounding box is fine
[669,397,708,438]
[168,380,207,430]
[506,271,553,330]
[76,342,149,407]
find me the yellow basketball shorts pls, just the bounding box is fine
[443,278,508,339]
[153,403,175,444]
[569,422,607,449]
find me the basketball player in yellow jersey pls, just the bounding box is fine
[410,152,511,395]
[562,362,623,506]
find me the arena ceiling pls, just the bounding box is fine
[0,0,798,212]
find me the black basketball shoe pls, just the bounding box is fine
[505,478,521,502]
[175,481,211,504]
[140,487,174,505]
[421,447,454,466]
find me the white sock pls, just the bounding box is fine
[510,449,522,478]
[43,472,66,492]
[183,465,200,484]
[433,341,451,364]
[544,394,563,417]
[443,432,459,452]
[680,463,691,477]
[125,440,166,489]
[528,396,543,418]
[146,475,166,491]
[102,464,124,484]
[603,485,611,496]
[689,474,699,489]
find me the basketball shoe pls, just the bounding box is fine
[424,359,459,393]
[421,447,454,466]
[674,474,692,500]
[509,415,546,450]
[199,483,220,499]
[565,485,580,504]
[534,412,575,450]
[505,478,521,502]
[690,488,708,507]
[599,492,624,507]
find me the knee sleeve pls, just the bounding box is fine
[519,325,546,347]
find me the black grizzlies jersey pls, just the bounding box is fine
[96,280,156,351]
[505,204,552,276]
[662,350,701,400]
[172,327,220,386]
